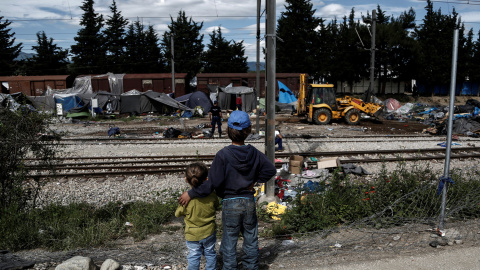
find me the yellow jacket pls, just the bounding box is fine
[175,192,219,241]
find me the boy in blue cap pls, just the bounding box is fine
[179,110,277,270]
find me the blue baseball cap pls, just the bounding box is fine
[228,110,251,130]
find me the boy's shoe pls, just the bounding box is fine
[276,149,284,152]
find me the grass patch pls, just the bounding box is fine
[0,198,178,251]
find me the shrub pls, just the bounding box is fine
[0,109,62,216]
[276,163,480,235]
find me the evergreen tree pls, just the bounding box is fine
[162,11,204,92]
[314,18,332,81]
[0,16,22,76]
[328,9,369,87]
[70,0,105,75]
[387,8,419,82]
[457,26,473,85]
[103,0,128,73]
[412,0,459,93]
[143,25,164,73]
[471,31,480,84]
[124,23,139,73]
[202,27,248,73]
[276,0,321,77]
[124,21,164,73]
[25,31,69,75]
[364,6,417,94]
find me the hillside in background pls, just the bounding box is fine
[16,52,35,60]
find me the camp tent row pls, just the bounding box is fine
[1,75,296,116]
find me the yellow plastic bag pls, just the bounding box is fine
[266,202,287,220]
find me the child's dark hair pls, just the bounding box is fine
[185,162,208,188]
[227,126,251,142]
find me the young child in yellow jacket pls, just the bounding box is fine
[175,162,219,270]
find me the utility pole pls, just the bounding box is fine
[171,33,175,96]
[264,0,276,200]
[256,0,261,133]
[367,9,376,103]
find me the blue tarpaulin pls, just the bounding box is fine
[278,81,297,104]
[54,95,84,113]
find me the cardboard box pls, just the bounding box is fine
[289,155,304,174]
[290,166,302,174]
[290,160,303,167]
[317,157,341,169]
[289,155,303,162]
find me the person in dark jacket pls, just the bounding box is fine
[209,100,222,138]
[178,110,276,270]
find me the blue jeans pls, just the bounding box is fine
[211,116,222,136]
[275,137,283,150]
[220,197,258,270]
[186,233,217,270]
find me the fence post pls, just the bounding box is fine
[439,26,459,230]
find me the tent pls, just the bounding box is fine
[278,81,297,105]
[217,84,256,112]
[120,90,193,115]
[28,95,56,113]
[54,94,84,115]
[95,91,120,112]
[175,91,212,115]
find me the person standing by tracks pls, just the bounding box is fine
[175,162,219,270]
[178,110,277,270]
[209,100,222,138]
[236,95,242,111]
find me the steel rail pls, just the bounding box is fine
[29,148,480,178]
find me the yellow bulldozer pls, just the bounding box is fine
[296,74,383,125]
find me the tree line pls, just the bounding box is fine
[277,0,480,94]
[0,0,249,88]
[1,0,480,94]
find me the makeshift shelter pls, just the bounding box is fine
[175,91,212,115]
[120,90,193,115]
[28,95,56,113]
[278,80,297,105]
[95,91,120,112]
[217,84,256,112]
[54,94,84,115]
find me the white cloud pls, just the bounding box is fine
[461,11,480,23]
[318,4,346,18]
[204,26,230,35]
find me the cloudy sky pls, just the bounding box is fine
[2,0,480,61]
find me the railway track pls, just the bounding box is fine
[27,147,480,178]
[52,134,479,145]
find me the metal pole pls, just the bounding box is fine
[256,0,261,134]
[264,0,276,200]
[439,27,459,230]
[171,34,175,96]
[367,9,376,103]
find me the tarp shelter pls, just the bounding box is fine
[54,94,84,115]
[207,84,218,103]
[218,84,255,112]
[278,80,297,105]
[28,95,56,113]
[258,98,296,113]
[175,91,212,115]
[0,94,21,111]
[120,90,193,115]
